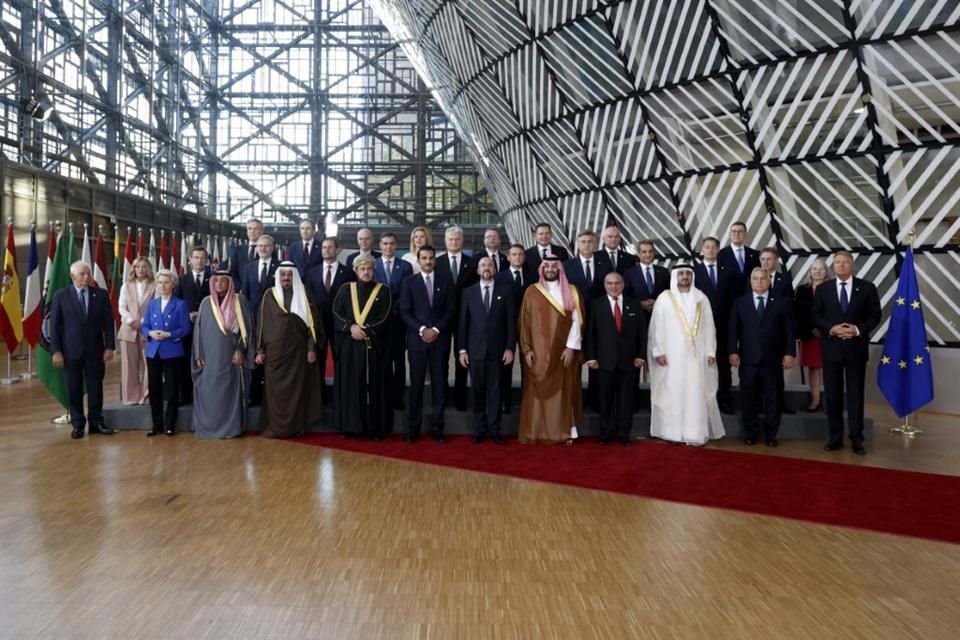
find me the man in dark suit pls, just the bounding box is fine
[241,234,280,312]
[524,222,570,284]
[728,268,797,447]
[624,240,669,317]
[305,237,356,403]
[50,261,117,439]
[759,246,795,301]
[375,232,413,410]
[434,225,478,411]
[813,251,881,455]
[174,245,211,404]
[584,273,647,445]
[399,245,456,443]
[229,217,264,288]
[479,227,508,272]
[594,225,636,275]
[457,257,517,444]
[718,221,760,295]
[495,243,530,413]
[286,219,323,279]
[694,236,737,413]
[345,227,381,269]
[563,230,608,303]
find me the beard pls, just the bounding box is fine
[544,272,559,282]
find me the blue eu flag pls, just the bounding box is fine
[877,247,934,417]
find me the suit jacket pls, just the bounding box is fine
[624,263,670,301]
[496,268,531,309]
[594,248,637,275]
[769,270,795,301]
[287,238,324,278]
[435,252,479,295]
[456,281,517,360]
[694,261,737,328]
[728,292,796,367]
[793,283,817,341]
[305,261,357,340]
[718,245,761,294]
[477,250,508,272]
[398,271,456,352]
[812,277,881,362]
[584,295,648,371]
[241,258,281,311]
[141,296,192,359]
[174,268,212,315]
[345,250,381,269]
[49,286,116,360]
[229,242,258,288]
[524,243,570,283]
[374,255,414,296]
[563,256,608,302]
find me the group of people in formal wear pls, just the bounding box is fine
[48,217,881,454]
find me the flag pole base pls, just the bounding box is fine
[0,376,21,385]
[51,413,71,424]
[20,372,37,380]
[889,414,922,437]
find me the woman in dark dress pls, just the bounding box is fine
[794,259,829,412]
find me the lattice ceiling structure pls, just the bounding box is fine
[0,0,495,230]
[371,0,960,344]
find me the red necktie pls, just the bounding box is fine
[613,296,622,333]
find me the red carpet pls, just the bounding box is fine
[291,434,960,544]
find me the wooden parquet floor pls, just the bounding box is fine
[2,358,959,639]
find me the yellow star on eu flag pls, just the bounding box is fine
[896,296,906,306]
[914,355,924,365]
[898,360,908,369]
[911,300,920,309]
[881,355,891,365]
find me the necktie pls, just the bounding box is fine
[610,250,617,270]
[196,274,202,290]
[709,264,716,288]
[304,241,310,258]
[646,267,654,294]
[425,274,434,306]
[613,296,622,333]
[514,270,521,287]
[490,253,498,269]
[260,262,268,290]
[79,288,88,316]
[757,296,766,318]
[248,245,256,262]
[483,285,491,313]
[736,248,744,272]
[542,247,548,259]
[840,281,849,313]
[385,259,392,280]
[451,256,458,279]
[324,265,333,292]
[585,260,592,288]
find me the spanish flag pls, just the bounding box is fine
[0,222,23,352]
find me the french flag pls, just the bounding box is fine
[22,224,42,348]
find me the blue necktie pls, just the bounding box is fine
[736,248,745,272]
[646,267,654,294]
[840,281,849,313]
[709,264,716,288]
[79,288,88,316]
[756,296,765,318]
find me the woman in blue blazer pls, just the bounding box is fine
[141,269,192,436]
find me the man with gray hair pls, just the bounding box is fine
[49,261,117,439]
[436,225,478,411]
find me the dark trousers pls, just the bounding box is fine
[63,356,105,430]
[250,364,264,406]
[468,357,503,437]
[388,327,407,410]
[823,357,867,445]
[180,334,194,405]
[596,368,637,441]
[408,344,448,436]
[318,337,333,404]
[716,332,732,406]
[451,357,469,410]
[738,364,783,441]
[147,355,182,431]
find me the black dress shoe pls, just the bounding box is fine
[744,438,756,445]
[766,438,778,447]
[718,402,735,415]
[372,435,383,442]
[406,434,419,443]
[824,441,843,451]
[433,433,447,444]
[600,436,611,445]
[852,443,867,455]
[620,437,631,447]
[472,434,485,444]
[90,425,117,435]
[164,428,176,437]
[492,435,505,445]
[147,428,163,437]
[71,429,84,439]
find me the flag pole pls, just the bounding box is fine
[20,347,37,380]
[0,351,20,384]
[889,229,923,438]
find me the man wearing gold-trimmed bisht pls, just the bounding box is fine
[332,254,393,439]
[255,262,324,437]
[647,261,725,445]
[517,255,584,445]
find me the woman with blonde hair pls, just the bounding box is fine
[795,259,830,411]
[117,256,156,404]
[402,226,433,274]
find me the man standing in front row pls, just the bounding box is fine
[647,262,724,446]
[517,256,583,445]
[728,267,796,447]
[813,251,881,455]
[255,262,324,438]
[457,257,516,444]
[584,273,646,445]
[50,261,118,439]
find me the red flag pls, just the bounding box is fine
[123,227,135,280]
[23,224,42,347]
[92,232,108,289]
[136,228,144,257]
[159,230,169,271]
[172,232,182,276]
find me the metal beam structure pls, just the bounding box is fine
[0,0,497,231]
